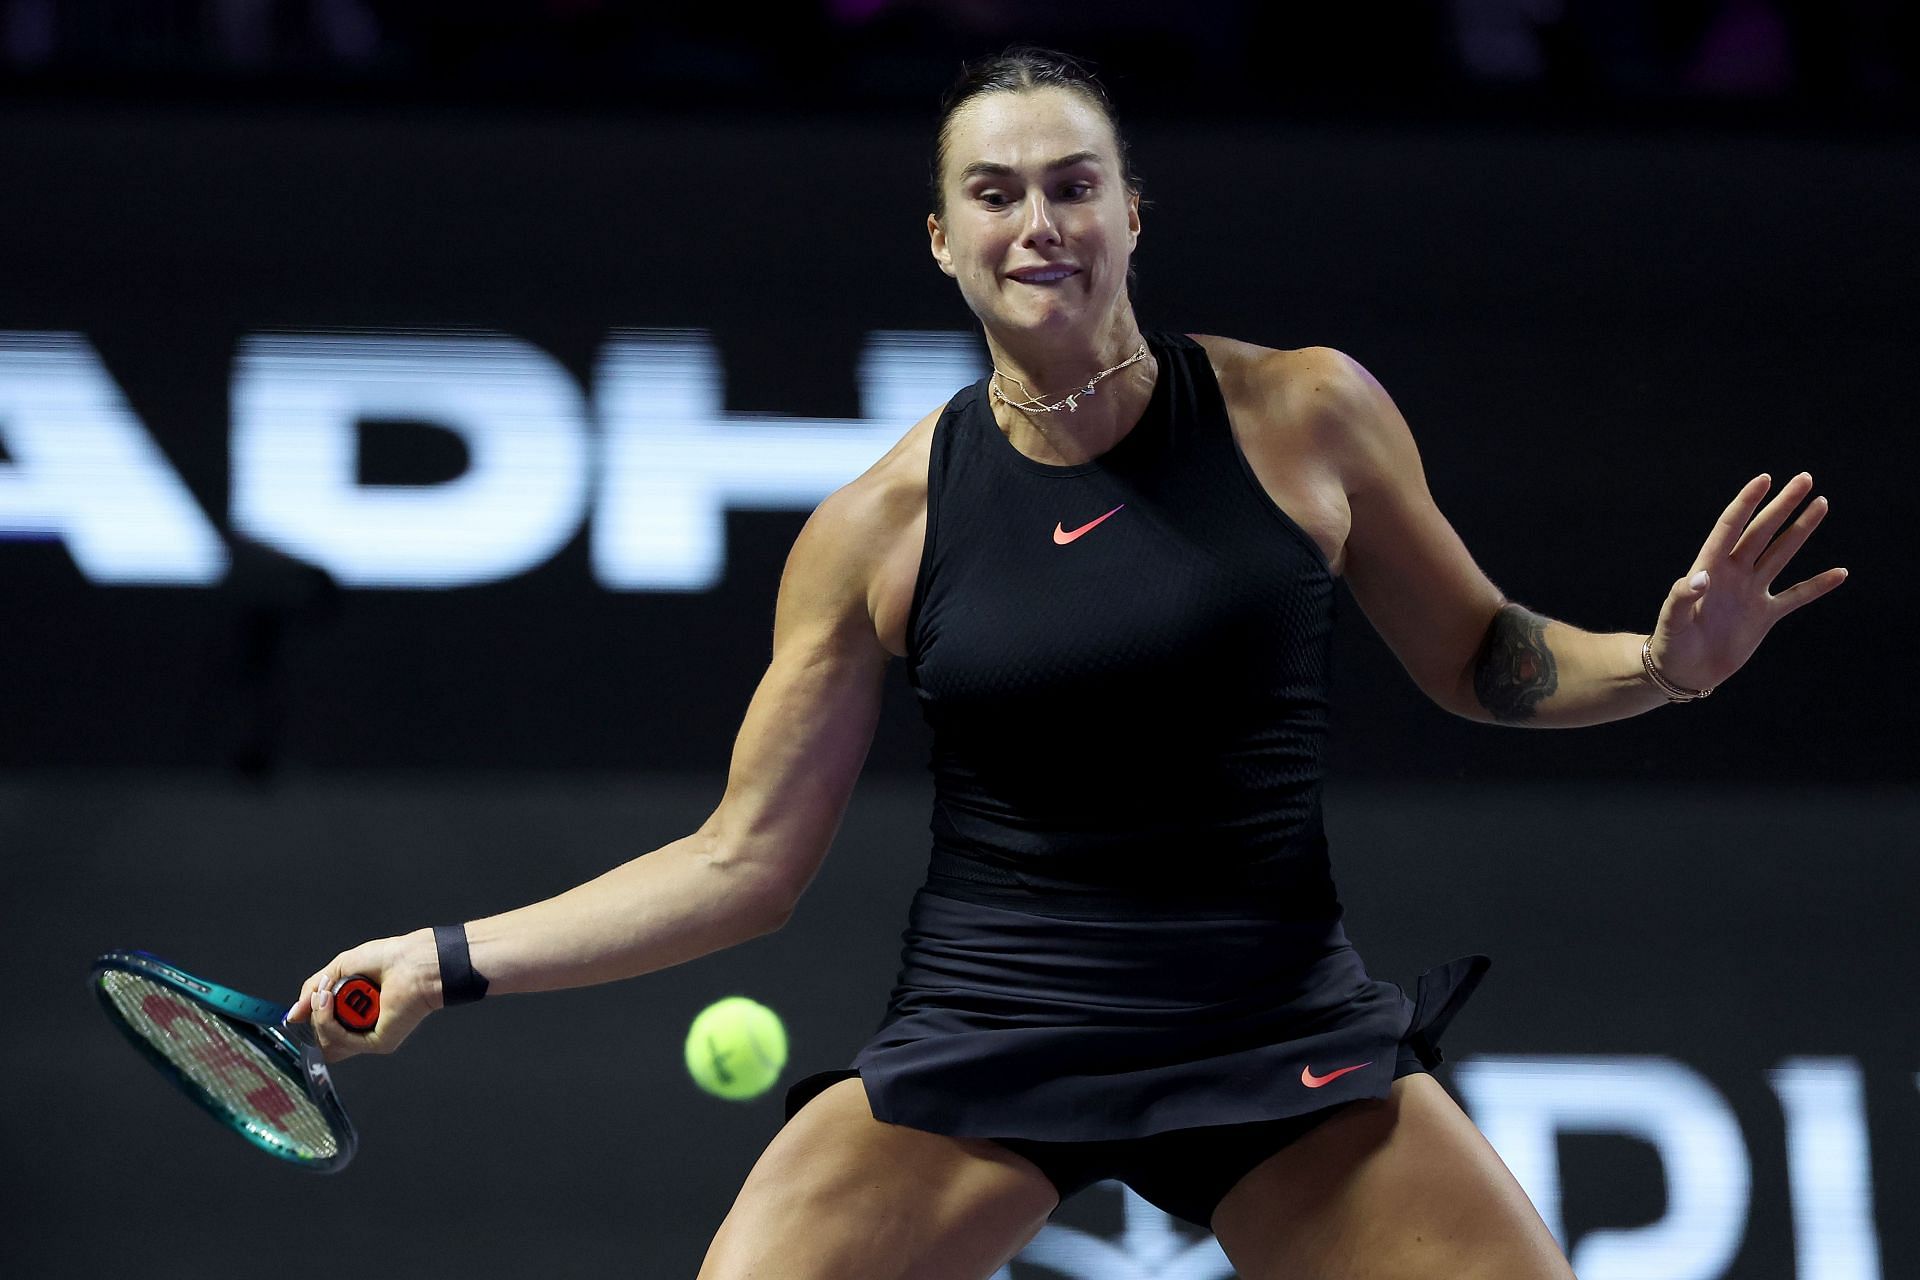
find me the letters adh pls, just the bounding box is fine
[0,327,983,591]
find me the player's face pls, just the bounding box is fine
[929,88,1141,339]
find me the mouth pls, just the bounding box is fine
[1007,267,1080,286]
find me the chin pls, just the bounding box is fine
[1001,297,1095,336]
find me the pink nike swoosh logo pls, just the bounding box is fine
[1052,503,1126,545]
[1300,1061,1372,1088]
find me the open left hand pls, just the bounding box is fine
[1649,472,1847,693]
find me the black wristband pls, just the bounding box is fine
[433,923,490,1007]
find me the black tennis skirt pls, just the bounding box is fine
[786,883,1491,1142]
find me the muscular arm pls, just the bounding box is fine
[457,478,898,994]
[1305,348,1667,727]
[1470,604,1667,727]
[289,415,935,1060]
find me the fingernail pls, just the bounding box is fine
[285,1003,301,1022]
[312,990,329,1011]
[1689,570,1709,590]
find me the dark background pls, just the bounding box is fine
[1,4,1914,1277]
[0,107,1905,780]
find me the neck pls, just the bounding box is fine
[983,313,1155,466]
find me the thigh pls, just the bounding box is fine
[1209,1073,1574,1280]
[698,1076,1061,1280]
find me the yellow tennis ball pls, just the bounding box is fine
[684,996,788,1101]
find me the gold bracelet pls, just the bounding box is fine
[1641,636,1714,702]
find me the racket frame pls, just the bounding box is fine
[90,949,359,1173]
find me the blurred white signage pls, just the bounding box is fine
[0,327,984,590]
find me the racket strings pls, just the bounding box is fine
[98,970,339,1160]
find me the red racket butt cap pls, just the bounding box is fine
[332,975,380,1034]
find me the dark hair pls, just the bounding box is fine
[929,46,1143,219]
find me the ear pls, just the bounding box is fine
[1127,190,1141,250]
[928,212,957,278]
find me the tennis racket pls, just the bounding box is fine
[91,949,379,1173]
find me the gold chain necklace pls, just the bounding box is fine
[989,341,1150,414]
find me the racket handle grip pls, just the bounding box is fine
[331,974,381,1035]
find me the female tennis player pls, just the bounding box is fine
[290,47,1846,1279]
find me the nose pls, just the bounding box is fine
[1020,192,1061,249]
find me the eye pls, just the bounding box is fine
[1062,181,1093,199]
[978,190,1013,209]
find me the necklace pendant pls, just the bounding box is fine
[1083,383,1097,397]
[1064,395,1079,413]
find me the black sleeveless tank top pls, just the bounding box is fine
[907,331,1341,917]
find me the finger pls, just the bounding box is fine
[289,967,338,1025]
[1755,492,1830,584]
[1695,474,1772,570]
[1770,565,1848,617]
[286,968,325,1024]
[1729,471,1815,566]
[307,972,366,1063]
[1667,568,1712,607]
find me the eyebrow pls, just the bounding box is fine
[959,151,1104,183]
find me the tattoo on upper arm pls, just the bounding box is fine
[1472,603,1558,723]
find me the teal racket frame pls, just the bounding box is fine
[91,949,360,1173]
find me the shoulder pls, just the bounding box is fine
[782,402,944,596]
[1187,336,1410,478]
[1186,336,1381,425]
[822,401,940,534]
